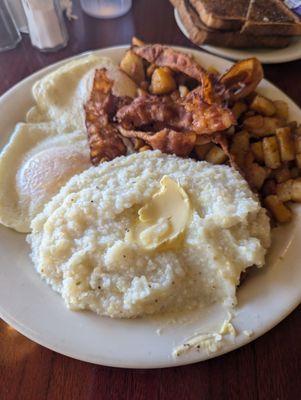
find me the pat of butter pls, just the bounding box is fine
[130,176,191,250]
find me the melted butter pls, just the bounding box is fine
[128,176,191,250]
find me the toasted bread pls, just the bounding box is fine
[171,0,291,48]
[189,0,249,30]
[242,0,301,36]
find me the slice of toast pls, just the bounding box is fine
[242,0,301,36]
[171,0,291,48]
[189,0,250,30]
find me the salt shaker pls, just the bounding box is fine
[22,0,68,52]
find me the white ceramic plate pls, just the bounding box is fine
[175,9,301,64]
[0,46,301,369]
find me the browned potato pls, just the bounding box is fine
[262,136,281,169]
[195,143,212,160]
[179,85,189,98]
[251,141,264,164]
[150,67,176,95]
[264,195,292,223]
[276,179,293,202]
[247,163,268,190]
[231,130,249,153]
[243,115,283,137]
[205,145,228,164]
[294,135,301,153]
[273,100,289,121]
[230,130,249,167]
[292,178,301,202]
[276,127,295,161]
[274,166,291,183]
[250,95,276,117]
[120,50,145,84]
[296,154,301,169]
[232,101,247,119]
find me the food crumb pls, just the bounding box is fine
[243,330,253,337]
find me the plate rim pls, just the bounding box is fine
[0,45,301,369]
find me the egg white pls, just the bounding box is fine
[0,123,91,232]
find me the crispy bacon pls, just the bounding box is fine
[84,69,127,165]
[132,44,217,104]
[118,126,196,157]
[116,92,235,135]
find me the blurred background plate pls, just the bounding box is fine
[175,9,301,64]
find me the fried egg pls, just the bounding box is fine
[0,122,91,232]
[29,54,137,132]
[0,55,137,233]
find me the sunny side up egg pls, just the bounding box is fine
[0,54,137,233]
[0,123,91,233]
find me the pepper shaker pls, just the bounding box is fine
[22,0,68,52]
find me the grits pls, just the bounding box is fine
[28,151,271,318]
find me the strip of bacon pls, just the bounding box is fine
[84,69,127,165]
[116,92,235,135]
[118,126,196,157]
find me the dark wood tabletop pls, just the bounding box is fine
[0,1,301,399]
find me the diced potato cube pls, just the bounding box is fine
[291,178,301,202]
[205,145,228,164]
[296,154,301,169]
[295,135,301,153]
[276,179,293,202]
[150,67,176,95]
[243,116,283,137]
[262,179,277,197]
[276,127,295,161]
[195,143,212,160]
[231,131,250,153]
[264,195,292,223]
[251,141,264,164]
[274,166,291,183]
[250,95,276,116]
[120,50,145,84]
[247,163,267,190]
[232,101,247,119]
[262,136,281,169]
[273,100,289,121]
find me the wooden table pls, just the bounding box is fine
[0,1,300,399]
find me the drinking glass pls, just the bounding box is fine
[0,0,22,52]
[80,0,132,19]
